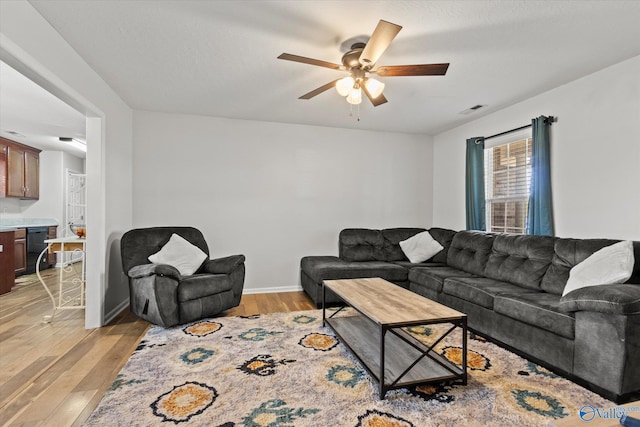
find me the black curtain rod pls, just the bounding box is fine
[483,116,556,141]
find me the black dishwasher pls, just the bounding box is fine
[26,227,50,274]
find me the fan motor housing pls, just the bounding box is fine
[341,43,366,69]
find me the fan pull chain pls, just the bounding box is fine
[357,104,360,121]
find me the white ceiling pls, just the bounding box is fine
[11,1,640,137]
[0,61,87,157]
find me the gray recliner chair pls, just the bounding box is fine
[120,226,245,327]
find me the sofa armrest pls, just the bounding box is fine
[128,263,181,281]
[559,284,640,315]
[201,254,246,275]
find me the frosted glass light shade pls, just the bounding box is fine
[365,78,385,98]
[336,77,355,96]
[346,87,362,105]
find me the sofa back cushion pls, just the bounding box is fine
[339,227,457,262]
[484,234,555,290]
[428,228,457,264]
[121,226,209,274]
[541,238,640,295]
[446,231,495,276]
[339,228,385,261]
[380,228,428,261]
[339,228,428,262]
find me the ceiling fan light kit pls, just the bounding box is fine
[336,76,355,96]
[364,78,385,99]
[346,86,362,105]
[278,19,449,117]
[337,78,384,105]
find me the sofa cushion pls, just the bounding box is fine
[562,240,635,296]
[484,234,555,291]
[559,284,640,315]
[442,276,540,309]
[494,293,575,339]
[300,256,408,283]
[337,227,459,263]
[541,239,640,295]
[399,231,444,263]
[409,266,476,293]
[339,229,384,262]
[393,261,447,269]
[121,226,210,275]
[428,228,457,264]
[178,274,233,302]
[380,228,428,261]
[446,231,495,276]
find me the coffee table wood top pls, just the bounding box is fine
[323,277,465,326]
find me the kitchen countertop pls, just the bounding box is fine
[0,218,59,231]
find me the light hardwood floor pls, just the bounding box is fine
[0,269,315,426]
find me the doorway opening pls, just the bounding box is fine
[0,53,105,329]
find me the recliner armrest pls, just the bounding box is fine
[559,284,640,315]
[201,254,246,274]
[128,263,182,281]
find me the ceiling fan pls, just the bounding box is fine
[278,20,449,107]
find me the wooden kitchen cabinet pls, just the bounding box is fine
[7,144,25,197]
[47,226,57,266]
[24,150,40,199]
[14,228,26,274]
[0,231,16,294]
[1,136,40,199]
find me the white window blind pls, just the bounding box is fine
[484,137,532,234]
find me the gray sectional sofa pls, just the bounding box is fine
[300,227,640,402]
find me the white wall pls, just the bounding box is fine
[432,56,640,241]
[133,111,433,292]
[25,152,63,222]
[1,1,133,327]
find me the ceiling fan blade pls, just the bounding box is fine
[375,63,450,77]
[362,84,388,107]
[299,79,341,100]
[278,53,343,70]
[359,20,402,67]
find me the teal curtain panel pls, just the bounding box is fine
[526,116,554,236]
[465,137,486,231]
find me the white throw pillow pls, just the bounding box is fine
[399,231,444,264]
[148,233,208,276]
[562,240,635,296]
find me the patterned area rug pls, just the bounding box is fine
[85,309,610,426]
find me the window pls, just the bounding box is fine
[484,136,532,234]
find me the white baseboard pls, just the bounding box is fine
[242,285,302,294]
[104,297,130,326]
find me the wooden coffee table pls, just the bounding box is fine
[323,277,468,399]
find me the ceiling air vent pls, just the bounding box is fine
[459,104,487,115]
